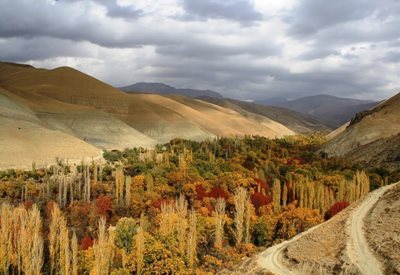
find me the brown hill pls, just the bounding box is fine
[197,96,330,133]
[0,87,101,169]
[323,92,400,170]
[0,62,297,168]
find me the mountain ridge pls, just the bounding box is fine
[257,94,378,128]
[120,82,224,99]
[0,61,300,169]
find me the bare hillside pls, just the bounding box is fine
[323,93,400,158]
[197,96,330,134]
[0,62,298,168]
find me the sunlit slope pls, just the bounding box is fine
[0,87,101,169]
[0,62,295,145]
[164,95,294,137]
[196,96,330,133]
[323,92,400,156]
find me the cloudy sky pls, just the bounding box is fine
[1,0,399,101]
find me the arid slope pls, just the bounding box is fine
[323,92,400,160]
[0,62,298,168]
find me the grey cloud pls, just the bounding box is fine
[92,0,143,19]
[0,0,398,102]
[141,50,390,101]
[0,0,165,48]
[180,0,263,24]
[57,0,143,20]
[380,51,400,63]
[155,41,281,59]
[299,49,340,60]
[286,0,377,37]
[0,37,93,62]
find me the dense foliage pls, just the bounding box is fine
[0,135,396,274]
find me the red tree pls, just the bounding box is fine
[196,184,207,200]
[208,186,229,200]
[328,201,350,217]
[96,195,112,217]
[81,236,94,250]
[251,192,273,211]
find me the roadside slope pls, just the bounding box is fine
[220,183,398,274]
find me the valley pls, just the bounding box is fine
[0,62,399,275]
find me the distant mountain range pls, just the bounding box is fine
[120,83,381,129]
[257,94,378,128]
[119,82,224,99]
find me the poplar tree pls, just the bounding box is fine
[213,198,226,249]
[272,179,281,212]
[93,218,114,275]
[187,209,197,268]
[176,194,188,256]
[234,187,247,246]
[136,226,144,275]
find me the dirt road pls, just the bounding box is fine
[257,184,395,275]
[346,184,393,275]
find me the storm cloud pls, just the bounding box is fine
[0,0,399,101]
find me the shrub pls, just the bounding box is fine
[114,217,137,253]
[96,195,112,217]
[328,201,350,218]
[81,236,94,250]
[251,192,272,211]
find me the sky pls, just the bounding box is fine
[0,0,399,101]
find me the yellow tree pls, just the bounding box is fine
[213,198,226,249]
[136,226,144,275]
[0,203,13,273]
[49,203,70,275]
[272,179,281,212]
[234,187,247,246]
[187,209,197,269]
[93,218,114,275]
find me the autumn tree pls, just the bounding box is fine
[234,187,247,246]
[71,232,78,275]
[213,198,226,249]
[176,194,188,256]
[272,179,281,212]
[49,203,71,275]
[0,203,13,273]
[136,226,144,275]
[115,167,124,205]
[187,209,197,268]
[93,218,115,275]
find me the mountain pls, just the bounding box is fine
[0,62,296,169]
[220,183,400,274]
[257,94,378,128]
[323,92,400,170]
[197,96,331,133]
[120,82,224,99]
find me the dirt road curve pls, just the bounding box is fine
[257,184,395,275]
[346,184,393,275]
[256,210,327,274]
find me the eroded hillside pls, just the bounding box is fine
[0,62,300,169]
